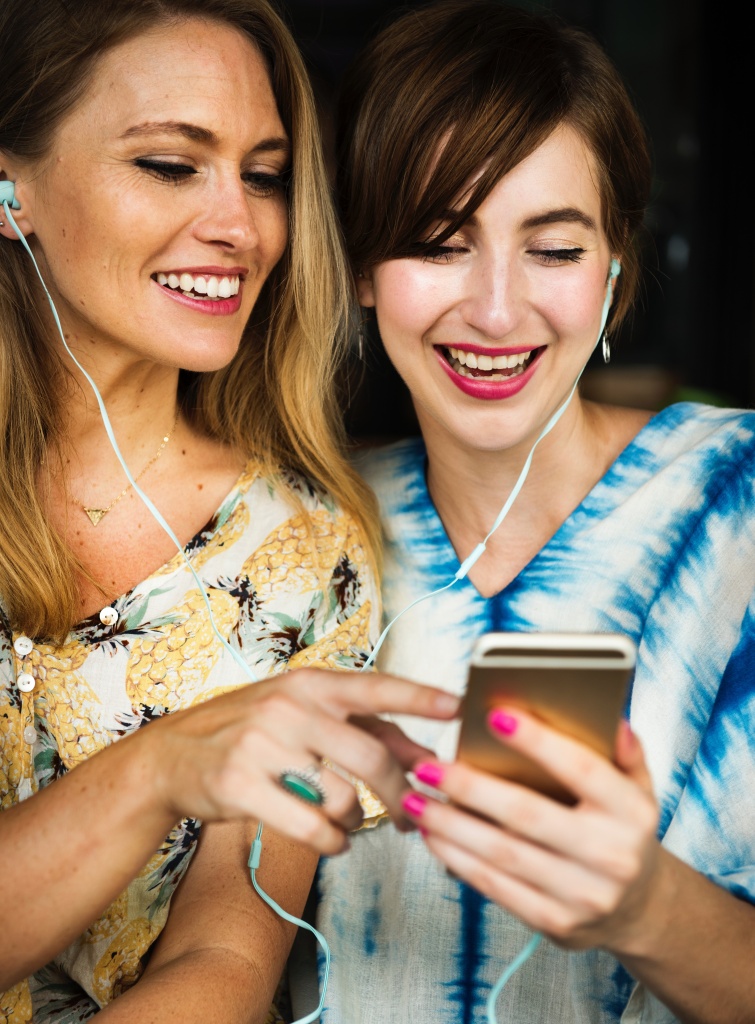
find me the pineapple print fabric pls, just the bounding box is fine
[0,462,378,1023]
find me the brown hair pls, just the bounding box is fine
[337,0,651,322]
[0,0,378,640]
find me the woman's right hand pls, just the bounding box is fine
[148,669,459,853]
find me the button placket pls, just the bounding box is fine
[12,634,38,798]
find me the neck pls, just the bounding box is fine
[54,336,182,479]
[421,394,603,553]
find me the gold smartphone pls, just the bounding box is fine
[455,632,636,803]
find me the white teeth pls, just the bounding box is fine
[156,272,241,300]
[446,345,535,378]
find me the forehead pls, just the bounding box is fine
[468,126,603,226]
[56,17,284,147]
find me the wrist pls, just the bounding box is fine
[118,716,184,828]
[605,846,681,962]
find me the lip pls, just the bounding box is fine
[440,342,536,357]
[153,278,242,316]
[434,344,544,400]
[154,265,248,278]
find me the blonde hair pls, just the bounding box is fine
[0,0,378,641]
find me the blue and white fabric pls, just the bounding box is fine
[315,402,755,1024]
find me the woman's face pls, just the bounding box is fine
[13,18,289,373]
[358,127,614,455]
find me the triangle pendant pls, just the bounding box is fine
[84,507,107,526]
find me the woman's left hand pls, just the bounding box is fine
[402,709,661,952]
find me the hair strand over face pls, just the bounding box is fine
[336,0,651,326]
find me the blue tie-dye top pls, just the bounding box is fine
[315,403,755,1024]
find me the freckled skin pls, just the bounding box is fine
[16,18,289,377]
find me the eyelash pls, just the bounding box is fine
[420,244,465,263]
[533,248,586,264]
[134,159,287,198]
[419,244,587,265]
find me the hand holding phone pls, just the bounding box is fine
[455,632,636,803]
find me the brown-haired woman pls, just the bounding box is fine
[0,2,459,1020]
[312,2,755,1022]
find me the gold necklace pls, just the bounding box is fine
[79,416,178,526]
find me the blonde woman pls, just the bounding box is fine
[0,1,456,1021]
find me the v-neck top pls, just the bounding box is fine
[315,402,755,1024]
[1,462,379,1023]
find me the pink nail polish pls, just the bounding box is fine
[489,710,518,735]
[414,762,445,787]
[402,792,427,818]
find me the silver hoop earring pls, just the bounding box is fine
[601,329,611,365]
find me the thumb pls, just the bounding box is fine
[614,720,653,794]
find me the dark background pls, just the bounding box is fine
[281,0,754,439]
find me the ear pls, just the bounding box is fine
[0,165,35,241]
[356,270,376,308]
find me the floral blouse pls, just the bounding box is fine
[0,462,379,1023]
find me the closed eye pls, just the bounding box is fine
[419,243,468,263]
[531,248,586,264]
[134,158,196,182]
[242,171,289,199]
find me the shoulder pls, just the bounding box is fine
[636,402,755,459]
[606,402,755,512]
[353,437,428,518]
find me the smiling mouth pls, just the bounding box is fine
[152,271,241,300]
[442,345,542,380]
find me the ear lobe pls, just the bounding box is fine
[356,271,376,308]
[0,174,34,240]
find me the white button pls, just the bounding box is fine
[14,635,33,657]
[23,726,37,744]
[99,606,118,626]
[17,673,35,692]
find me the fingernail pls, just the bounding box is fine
[489,710,518,735]
[414,762,445,787]
[402,792,427,818]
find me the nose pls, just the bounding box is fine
[192,172,261,253]
[456,253,525,341]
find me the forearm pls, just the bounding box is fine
[0,725,175,987]
[611,849,755,1024]
[97,823,318,1024]
[94,947,271,1024]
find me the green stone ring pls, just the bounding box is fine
[278,765,327,806]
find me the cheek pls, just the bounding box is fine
[537,269,608,340]
[261,198,289,266]
[373,263,442,345]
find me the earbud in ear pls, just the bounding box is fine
[609,258,621,280]
[0,180,21,210]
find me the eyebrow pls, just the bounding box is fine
[120,120,290,156]
[521,208,597,231]
[438,206,597,232]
